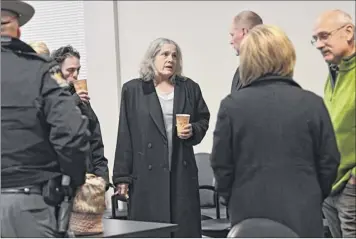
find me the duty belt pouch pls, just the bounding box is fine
[42,176,65,206]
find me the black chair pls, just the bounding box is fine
[196,153,228,220]
[227,218,299,238]
[195,153,231,237]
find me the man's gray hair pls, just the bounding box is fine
[234,10,263,30]
[139,37,183,82]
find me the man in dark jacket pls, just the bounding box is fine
[229,11,263,93]
[51,46,109,184]
[1,1,90,237]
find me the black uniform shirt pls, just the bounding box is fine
[1,36,90,188]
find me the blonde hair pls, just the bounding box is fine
[29,41,50,56]
[239,24,296,86]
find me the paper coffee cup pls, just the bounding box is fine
[73,79,88,92]
[176,114,190,134]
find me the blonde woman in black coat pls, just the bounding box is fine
[210,25,340,237]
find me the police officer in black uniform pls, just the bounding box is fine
[1,1,90,237]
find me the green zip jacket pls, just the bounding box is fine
[324,53,356,194]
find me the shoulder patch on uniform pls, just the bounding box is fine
[17,51,51,62]
[34,53,51,62]
[49,65,68,88]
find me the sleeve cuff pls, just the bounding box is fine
[351,167,356,177]
[183,123,198,146]
[113,176,134,186]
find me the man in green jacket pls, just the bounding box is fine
[313,9,356,238]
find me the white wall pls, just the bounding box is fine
[21,1,88,79]
[82,1,122,206]
[83,1,121,182]
[117,1,355,154]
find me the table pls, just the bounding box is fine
[103,219,178,238]
[201,218,231,238]
[103,209,128,220]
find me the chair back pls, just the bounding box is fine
[195,152,215,207]
[227,218,299,238]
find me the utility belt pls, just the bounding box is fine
[1,185,42,195]
[2,178,70,204]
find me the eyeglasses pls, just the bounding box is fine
[311,25,346,46]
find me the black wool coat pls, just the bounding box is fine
[113,76,210,237]
[211,75,340,238]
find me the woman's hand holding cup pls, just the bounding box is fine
[176,114,193,139]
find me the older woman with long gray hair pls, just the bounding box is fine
[210,25,340,237]
[113,38,210,237]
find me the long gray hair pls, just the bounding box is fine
[139,38,184,82]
